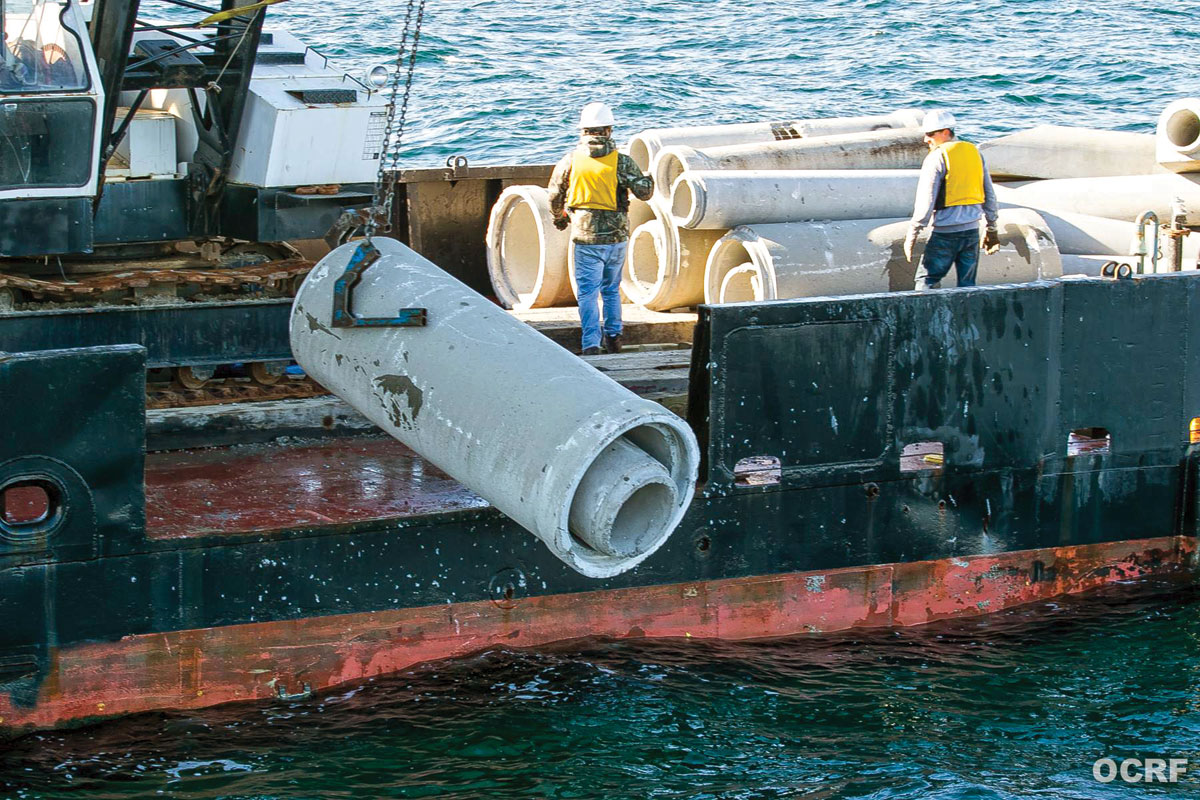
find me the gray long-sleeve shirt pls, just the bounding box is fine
[910,144,999,233]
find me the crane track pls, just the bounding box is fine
[146,376,330,409]
[0,259,314,306]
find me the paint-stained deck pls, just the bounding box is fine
[145,437,491,539]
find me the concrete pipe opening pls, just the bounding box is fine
[705,236,754,303]
[569,435,678,559]
[653,148,705,203]
[626,221,665,301]
[629,136,656,171]
[563,419,696,574]
[719,264,763,303]
[671,176,701,229]
[486,186,572,309]
[499,200,541,300]
[1166,109,1200,150]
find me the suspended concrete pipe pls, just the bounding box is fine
[993,174,1200,225]
[1156,98,1200,173]
[624,200,727,310]
[703,209,1062,303]
[979,126,1160,180]
[290,237,700,578]
[671,169,921,230]
[627,109,924,171]
[650,128,927,202]
[485,185,575,310]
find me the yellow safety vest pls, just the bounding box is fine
[935,140,985,208]
[567,149,619,211]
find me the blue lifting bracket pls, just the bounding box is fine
[331,240,428,328]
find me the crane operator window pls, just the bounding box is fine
[1,0,89,93]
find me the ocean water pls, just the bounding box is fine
[2,583,1198,798]
[3,3,1199,798]
[261,0,1200,167]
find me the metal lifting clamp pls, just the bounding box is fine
[330,240,427,328]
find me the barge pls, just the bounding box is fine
[1,0,1199,737]
[2,263,1198,733]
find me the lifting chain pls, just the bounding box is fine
[364,0,428,242]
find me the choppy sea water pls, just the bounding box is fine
[264,0,1200,167]
[2,583,1198,798]
[5,2,1200,797]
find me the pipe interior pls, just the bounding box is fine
[607,481,675,557]
[658,153,686,197]
[622,423,689,497]
[671,179,696,223]
[720,264,761,303]
[629,139,652,171]
[1166,109,1200,149]
[628,223,664,292]
[499,201,542,297]
[628,196,656,231]
[706,238,753,300]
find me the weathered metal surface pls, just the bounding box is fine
[220,184,377,243]
[0,536,1189,733]
[0,299,294,368]
[0,198,93,258]
[93,179,192,245]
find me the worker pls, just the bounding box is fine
[903,110,1000,290]
[548,102,653,355]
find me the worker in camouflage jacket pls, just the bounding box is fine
[548,102,654,355]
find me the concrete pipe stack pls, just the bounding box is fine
[485,110,932,312]
[484,100,1200,312]
[704,209,1062,304]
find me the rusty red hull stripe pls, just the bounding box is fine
[2,536,1194,731]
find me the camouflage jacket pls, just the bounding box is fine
[547,135,654,244]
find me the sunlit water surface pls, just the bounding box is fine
[2,584,1199,798]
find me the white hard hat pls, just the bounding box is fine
[579,102,616,129]
[922,110,957,133]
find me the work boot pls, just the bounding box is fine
[582,346,602,356]
[603,334,622,354]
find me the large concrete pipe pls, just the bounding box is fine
[624,200,727,310]
[1156,99,1200,173]
[980,126,1159,180]
[671,169,921,230]
[994,174,1200,225]
[290,237,700,578]
[627,110,924,170]
[650,128,927,202]
[485,185,574,309]
[704,209,1061,303]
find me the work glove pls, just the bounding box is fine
[982,226,1001,255]
[553,215,570,231]
[903,226,920,263]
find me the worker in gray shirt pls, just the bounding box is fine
[903,110,1000,290]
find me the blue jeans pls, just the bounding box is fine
[573,241,625,350]
[916,229,979,290]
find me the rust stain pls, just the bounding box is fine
[1,536,1192,734]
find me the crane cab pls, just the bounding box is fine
[0,0,104,255]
